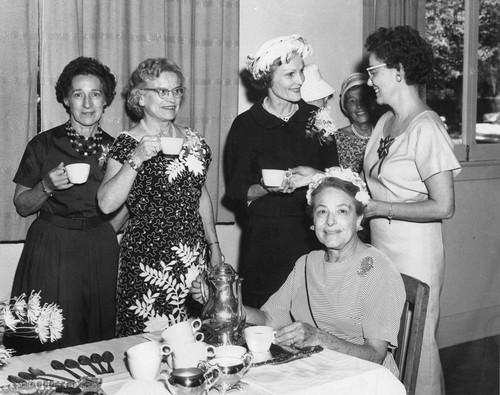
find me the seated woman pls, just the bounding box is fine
[192,167,405,374]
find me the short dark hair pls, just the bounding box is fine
[307,177,364,218]
[55,56,116,114]
[250,57,285,91]
[123,58,185,120]
[365,25,434,85]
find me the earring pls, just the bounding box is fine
[310,225,315,231]
[396,74,402,82]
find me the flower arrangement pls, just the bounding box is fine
[306,166,371,206]
[305,107,339,145]
[0,291,64,366]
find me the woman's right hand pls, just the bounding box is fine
[189,274,209,305]
[45,162,72,191]
[129,135,162,167]
[289,166,322,189]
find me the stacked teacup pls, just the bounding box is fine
[161,318,215,369]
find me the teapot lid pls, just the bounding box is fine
[208,262,238,279]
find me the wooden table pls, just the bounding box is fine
[0,332,406,394]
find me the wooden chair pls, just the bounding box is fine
[394,273,430,395]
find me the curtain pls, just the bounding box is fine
[0,1,39,240]
[0,0,239,240]
[363,0,426,45]
[40,0,239,222]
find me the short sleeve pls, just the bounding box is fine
[411,112,462,181]
[108,133,138,164]
[13,133,51,188]
[360,255,405,347]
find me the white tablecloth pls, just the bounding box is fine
[0,333,405,395]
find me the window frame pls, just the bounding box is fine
[458,0,500,162]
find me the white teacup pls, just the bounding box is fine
[126,341,172,380]
[161,318,204,347]
[262,169,286,187]
[244,325,275,354]
[161,137,184,155]
[172,342,216,369]
[65,163,90,184]
[214,345,247,359]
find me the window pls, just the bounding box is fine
[426,0,500,161]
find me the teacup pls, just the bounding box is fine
[262,169,286,187]
[172,342,216,369]
[126,341,172,380]
[65,163,90,184]
[244,325,275,354]
[161,136,184,155]
[161,318,204,347]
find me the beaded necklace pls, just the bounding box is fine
[262,97,297,122]
[350,123,372,141]
[65,120,103,156]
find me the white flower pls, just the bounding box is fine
[306,166,371,206]
[0,346,13,366]
[45,303,64,342]
[184,155,204,176]
[26,291,42,323]
[305,107,339,145]
[3,306,20,332]
[12,294,27,319]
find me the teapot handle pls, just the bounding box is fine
[200,270,209,304]
[203,364,221,391]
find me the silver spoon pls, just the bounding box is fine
[64,358,95,377]
[102,351,115,373]
[78,355,103,375]
[28,366,76,382]
[50,360,82,380]
[90,353,107,374]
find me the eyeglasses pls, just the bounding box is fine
[366,63,387,78]
[141,87,185,99]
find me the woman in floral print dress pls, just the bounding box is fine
[98,58,222,336]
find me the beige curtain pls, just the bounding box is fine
[363,0,426,46]
[0,0,238,240]
[0,1,39,240]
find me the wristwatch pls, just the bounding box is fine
[41,179,55,198]
[126,155,142,172]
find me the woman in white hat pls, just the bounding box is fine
[225,34,339,308]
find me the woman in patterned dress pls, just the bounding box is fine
[98,58,222,336]
[193,167,405,375]
[336,72,379,174]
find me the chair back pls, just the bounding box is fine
[394,273,430,395]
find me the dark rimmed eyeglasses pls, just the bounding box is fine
[366,63,387,78]
[141,87,185,99]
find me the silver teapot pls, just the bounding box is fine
[201,261,246,345]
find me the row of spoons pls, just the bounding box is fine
[50,351,115,379]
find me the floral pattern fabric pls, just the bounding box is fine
[334,129,369,174]
[108,128,212,336]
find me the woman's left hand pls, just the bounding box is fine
[274,321,319,348]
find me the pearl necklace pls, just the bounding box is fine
[350,124,372,141]
[140,119,160,136]
[262,97,297,122]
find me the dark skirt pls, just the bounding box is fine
[4,216,119,355]
[239,213,322,309]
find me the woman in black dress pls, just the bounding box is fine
[225,35,339,308]
[5,57,124,354]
